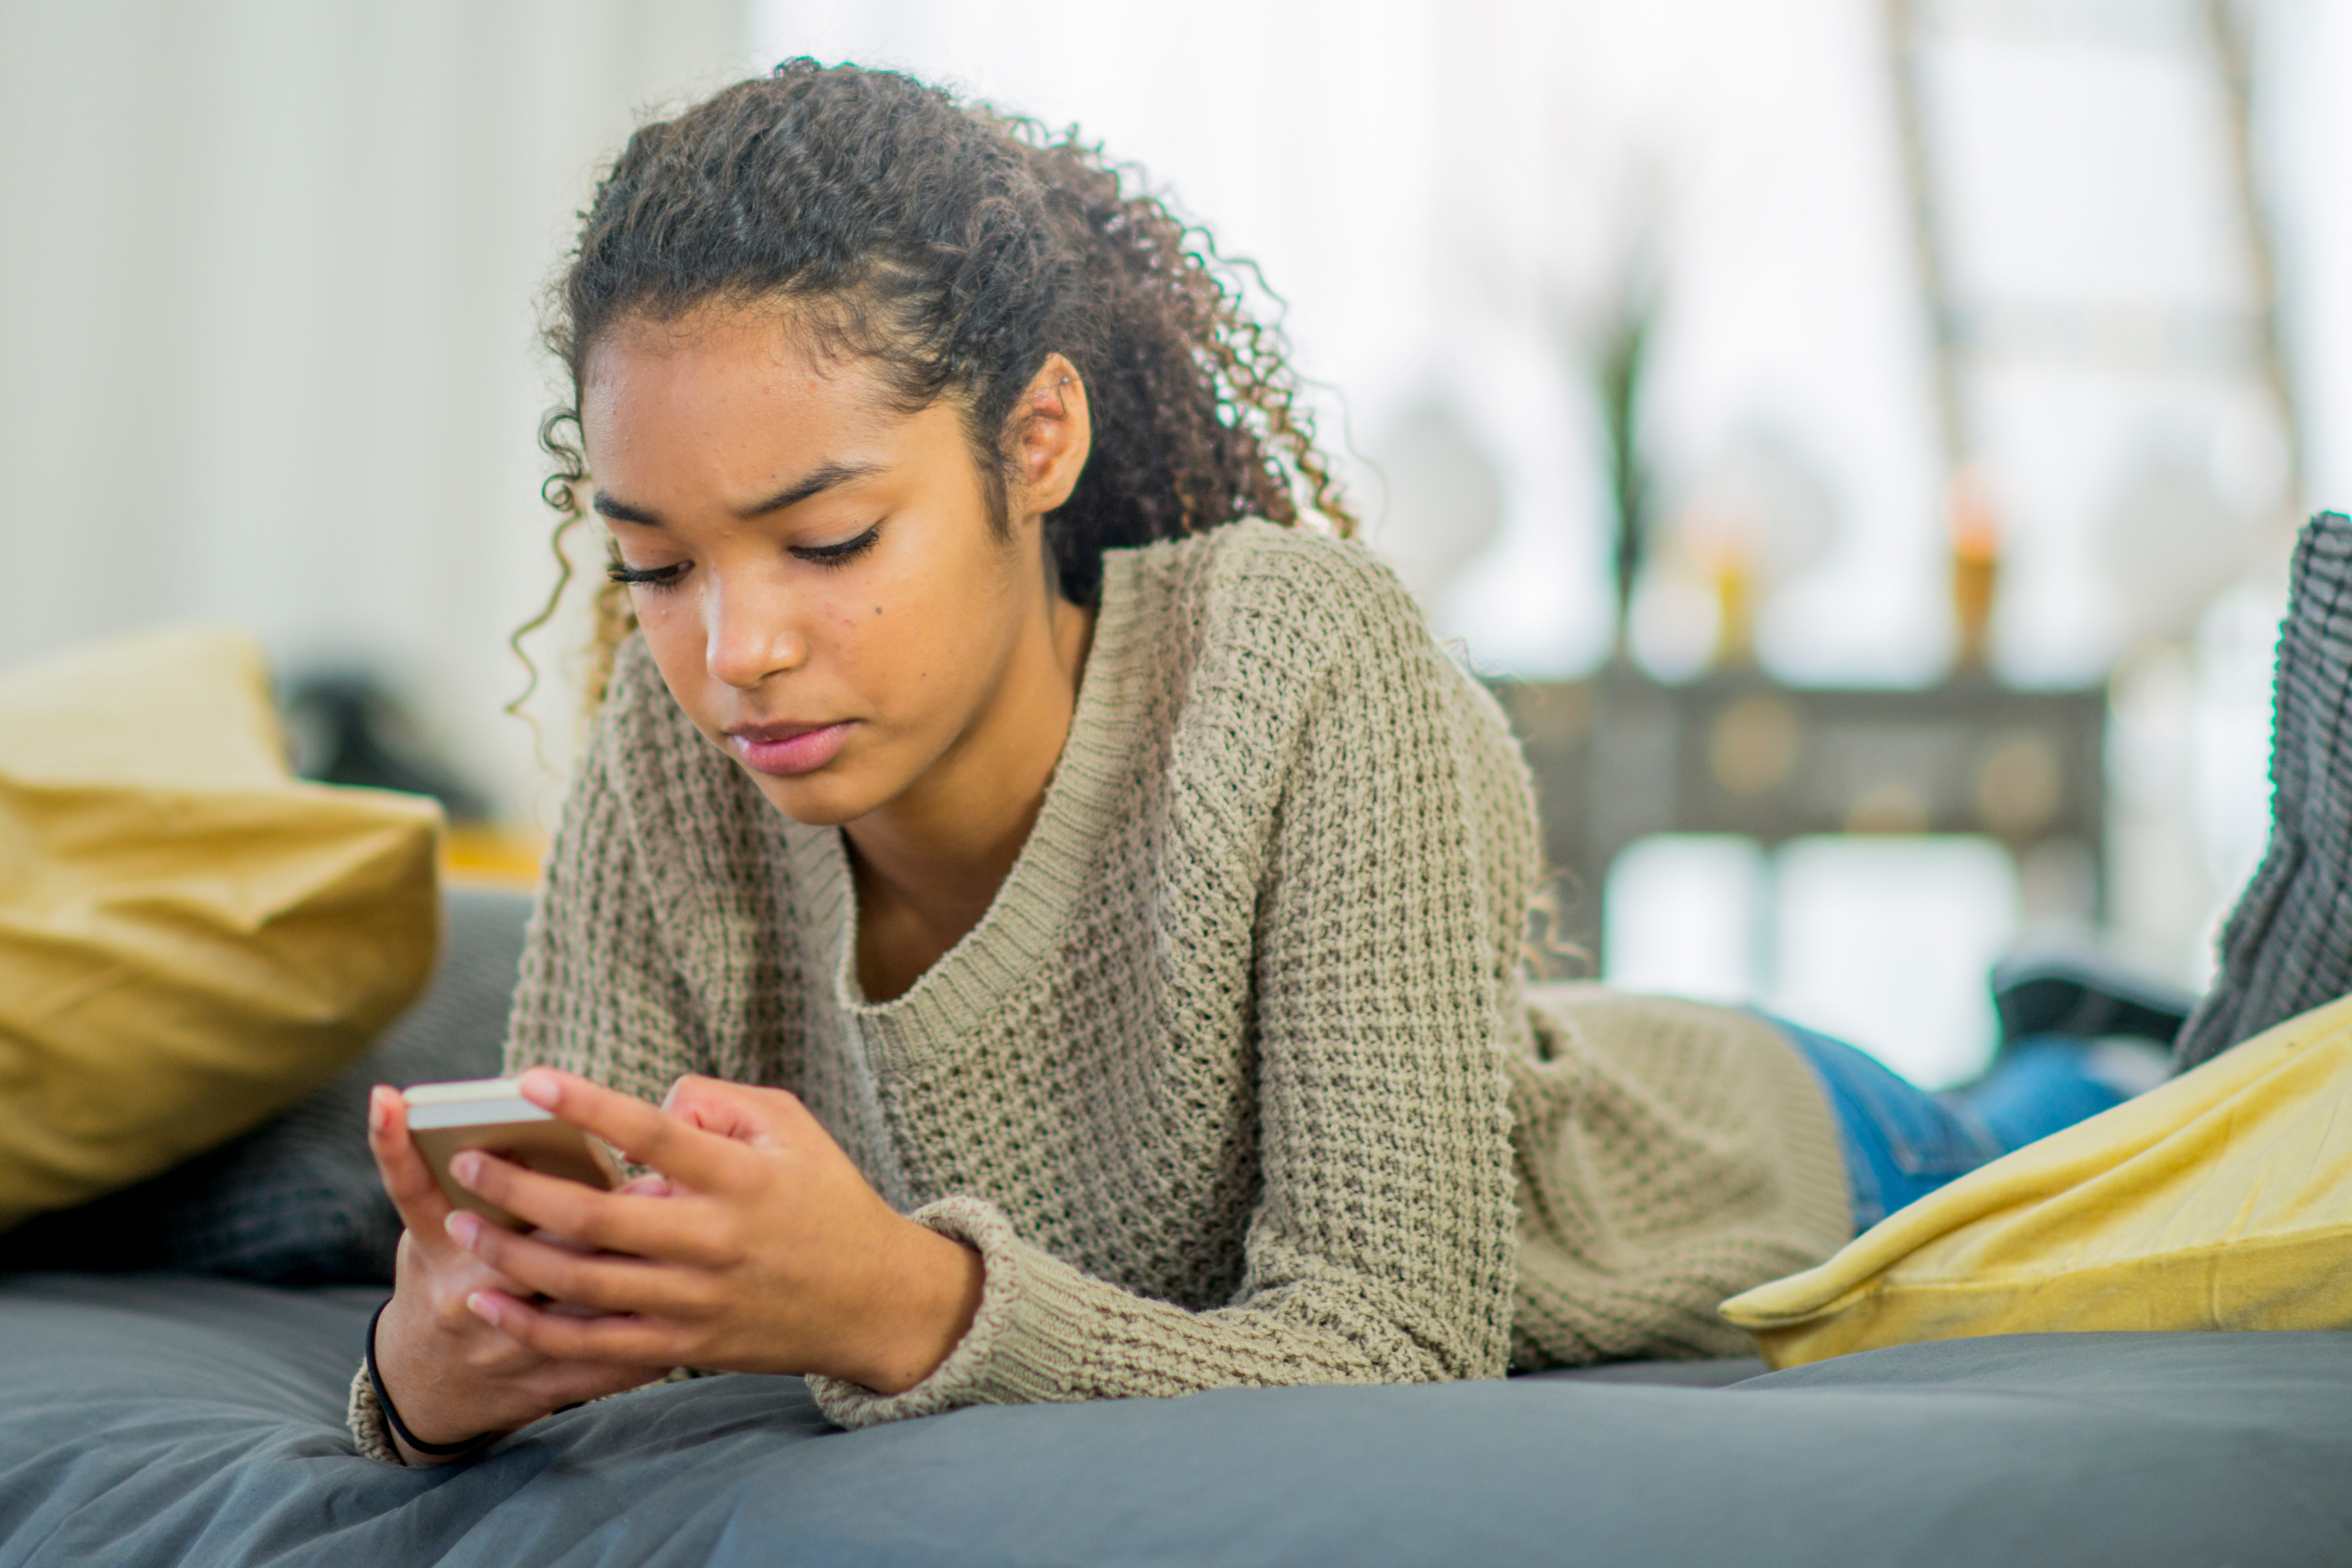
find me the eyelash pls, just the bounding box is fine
[605,560,685,590]
[793,524,882,570]
[603,525,882,590]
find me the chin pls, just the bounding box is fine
[746,767,882,828]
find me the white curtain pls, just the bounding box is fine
[0,0,751,823]
[7,0,2344,849]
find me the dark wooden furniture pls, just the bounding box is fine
[1492,664,2108,966]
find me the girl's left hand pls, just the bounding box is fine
[442,1068,984,1395]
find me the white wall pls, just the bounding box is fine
[750,0,1947,684]
[0,0,751,826]
[2,0,2338,909]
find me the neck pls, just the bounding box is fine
[843,582,1094,996]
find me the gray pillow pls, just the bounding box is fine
[0,889,529,1285]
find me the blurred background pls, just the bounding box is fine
[3,0,2341,1084]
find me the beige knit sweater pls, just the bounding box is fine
[350,519,1847,1456]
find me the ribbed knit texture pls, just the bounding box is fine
[348,520,1848,1451]
[2178,513,2352,1071]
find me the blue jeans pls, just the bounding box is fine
[1773,1018,2134,1234]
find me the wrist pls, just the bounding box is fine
[845,1220,984,1395]
[369,1302,504,1465]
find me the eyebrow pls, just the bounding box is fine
[591,460,885,528]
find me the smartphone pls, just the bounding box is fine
[403,1078,623,1232]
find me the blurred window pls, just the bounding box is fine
[1607,831,2019,1086]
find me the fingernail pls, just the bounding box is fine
[445,1210,480,1246]
[466,1292,496,1324]
[516,1071,557,1109]
[367,1089,390,1134]
[452,1152,481,1187]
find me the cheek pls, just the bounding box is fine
[628,591,723,725]
[834,599,912,696]
[630,590,697,660]
[872,567,1004,687]
[836,561,957,693]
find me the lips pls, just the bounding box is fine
[725,720,855,777]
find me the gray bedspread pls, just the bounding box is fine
[3,1273,2349,1567]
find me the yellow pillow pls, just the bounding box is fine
[1721,993,2352,1367]
[0,629,441,1232]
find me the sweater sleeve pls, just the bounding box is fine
[346,642,754,1462]
[502,661,711,1098]
[343,639,776,1457]
[809,547,1527,1427]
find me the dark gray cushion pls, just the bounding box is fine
[3,1273,2350,1567]
[0,889,527,1284]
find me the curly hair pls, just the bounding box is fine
[517,58,1358,710]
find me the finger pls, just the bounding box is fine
[466,1288,694,1367]
[368,1088,457,1250]
[391,1227,541,1340]
[661,1074,808,1146]
[519,1360,677,1415]
[451,1150,726,1266]
[514,1069,744,1192]
[446,1208,711,1317]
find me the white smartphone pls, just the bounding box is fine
[403,1078,623,1232]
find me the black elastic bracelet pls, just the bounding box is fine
[366,1302,497,1462]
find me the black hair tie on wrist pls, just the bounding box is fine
[366,1302,497,1462]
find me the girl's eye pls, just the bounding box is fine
[606,560,688,591]
[602,523,878,588]
[791,524,881,570]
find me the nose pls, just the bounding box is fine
[703,575,808,690]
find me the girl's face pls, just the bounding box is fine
[579,304,1083,829]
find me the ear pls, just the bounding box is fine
[1007,353,1091,520]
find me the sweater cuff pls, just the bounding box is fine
[808,1194,1101,1428]
[346,1359,699,1462]
[346,1363,401,1464]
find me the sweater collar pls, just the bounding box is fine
[783,547,1151,1069]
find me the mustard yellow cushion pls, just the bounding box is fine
[1721,993,2352,1367]
[0,629,441,1232]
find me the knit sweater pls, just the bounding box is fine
[350,519,1847,1455]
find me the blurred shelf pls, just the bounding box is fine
[1493,664,2107,962]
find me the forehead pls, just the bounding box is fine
[579,303,904,463]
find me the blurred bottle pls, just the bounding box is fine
[1949,469,2001,673]
[1681,502,1758,667]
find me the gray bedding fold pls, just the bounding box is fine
[4,1273,2351,1567]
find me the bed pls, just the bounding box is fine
[4,1273,2350,1566]
[4,893,2350,1566]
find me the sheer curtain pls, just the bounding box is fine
[0,0,749,822]
[7,0,2344,1000]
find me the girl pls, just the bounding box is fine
[353,60,2133,1464]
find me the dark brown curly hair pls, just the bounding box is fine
[518,58,1357,709]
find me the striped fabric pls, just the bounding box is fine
[2177,512,2352,1071]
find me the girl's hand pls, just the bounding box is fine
[365,1086,674,1466]
[437,1069,985,1395]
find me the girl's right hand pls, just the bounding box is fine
[364,1085,674,1465]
